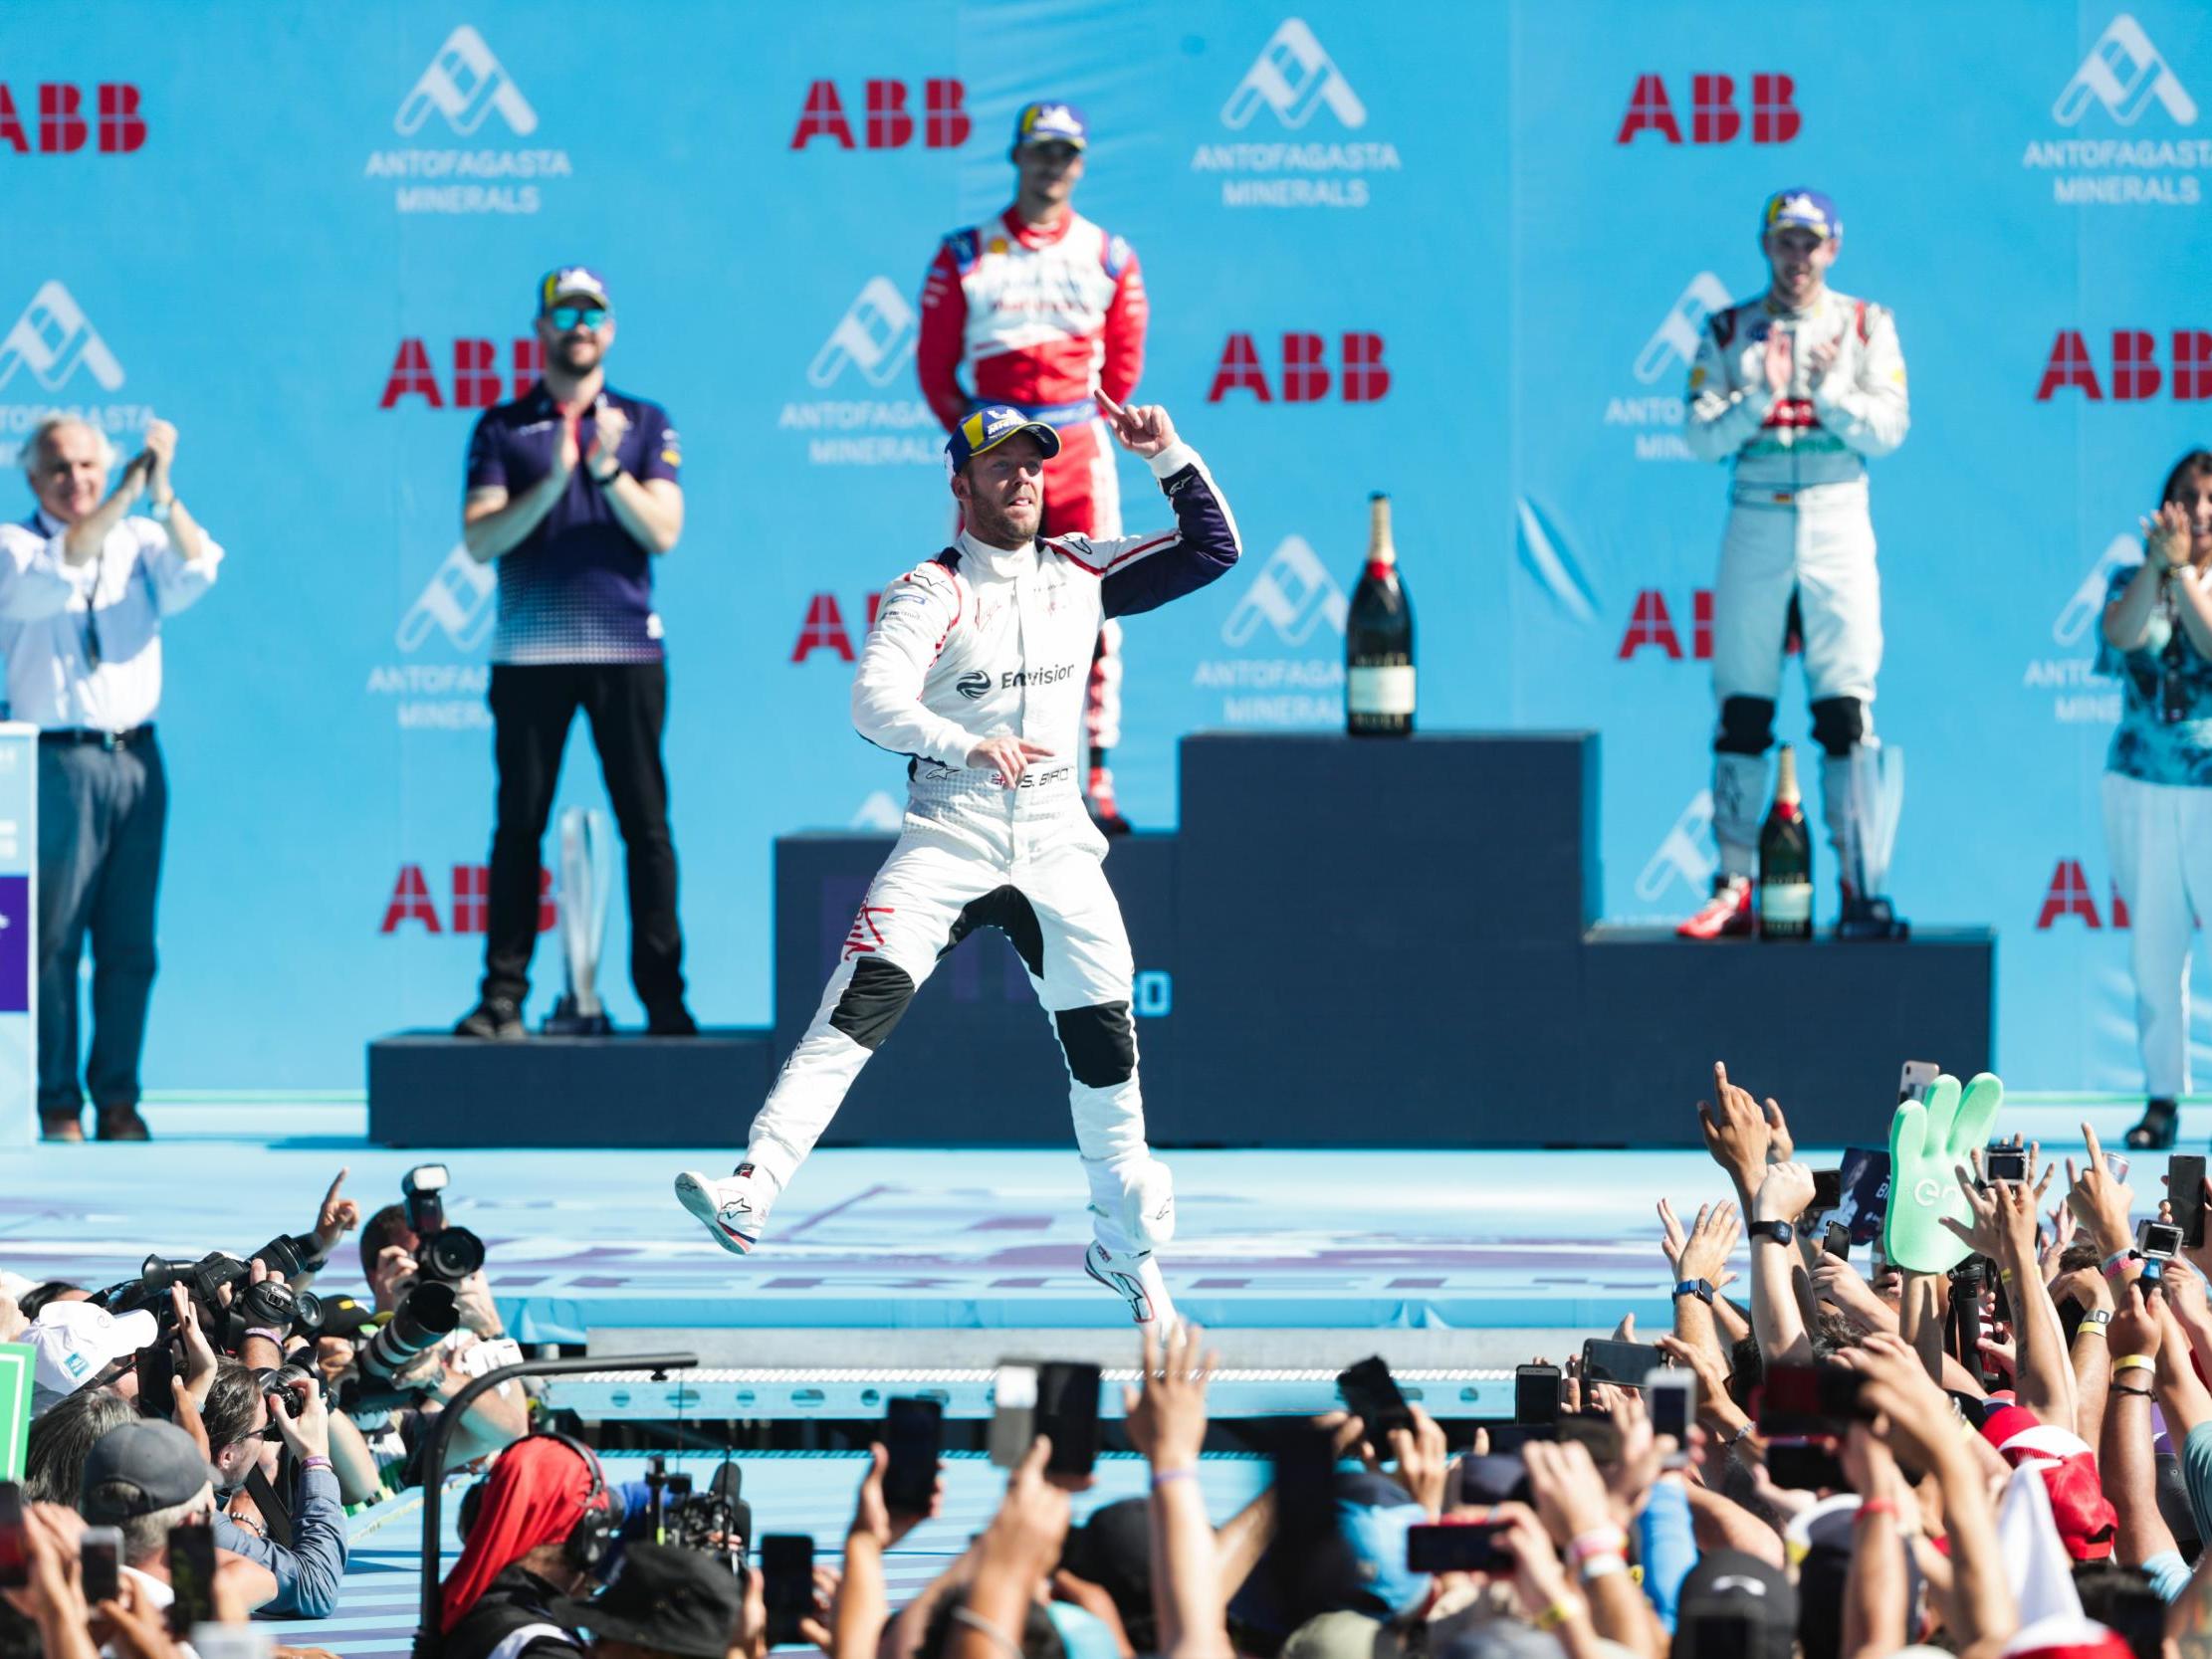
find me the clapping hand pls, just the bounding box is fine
[2145,501,2193,568]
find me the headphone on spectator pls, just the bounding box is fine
[458,1431,615,1573]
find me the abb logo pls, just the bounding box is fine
[1207,333,1390,403]
[1618,590,1715,660]
[2036,329,2212,399]
[0,83,145,153]
[1616,75,1800,144]
[792,592,885,664]
[790,80,970,149]
[2036,859,2131,930]
[381,864,554,934]
[380,338,546,409]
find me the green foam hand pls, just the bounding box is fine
[1883,1072,2005,1273]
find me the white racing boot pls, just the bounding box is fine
[675,1161,777,1256]
[1084,1240,1180,1328]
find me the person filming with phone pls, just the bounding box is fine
[2,413,223,1144]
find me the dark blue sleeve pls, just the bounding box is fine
[1100,452,1241,621]
[464,410,507,493]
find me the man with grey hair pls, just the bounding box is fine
[1,413,222,1141]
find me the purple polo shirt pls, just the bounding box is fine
[464,383,681,665]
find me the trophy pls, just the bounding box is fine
[1839,744,1908,940]
[543,806,615,1034]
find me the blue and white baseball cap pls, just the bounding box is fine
[947,405,1063,472]
[1011,101,1088,150]
[538,265,613,313]
[1761,188,1841,241]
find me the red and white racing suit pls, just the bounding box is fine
[742,443,1237,1258]
[918,207,1148,797]
[1684,288,1909,880]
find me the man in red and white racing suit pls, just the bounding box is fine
[918,99,1147,830]
[676,397,1237,1327]
[1676,189,1910,938]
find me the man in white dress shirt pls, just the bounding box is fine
[2,414,221,1141]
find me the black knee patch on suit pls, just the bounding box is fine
[1810,697,1865,758]
[829,954,917,1051]
[941,886,1045,979]
[1715,696,1777,756]
[1054,1003,1136,1087]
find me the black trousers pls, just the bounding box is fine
[38,734,166,1121]
[481,662,686,1017]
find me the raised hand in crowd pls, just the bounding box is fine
[1698,1061,1775,1202]
[834,1441,945,1659]
[1658,1197,1740,1293]
[2066,1124,2136,1258]
[304,1167,360,1277]
[1123,1321,1231,1659]
[948,1436,1071,1659]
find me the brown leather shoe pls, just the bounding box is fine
[94,1108,150,1142]
[39,1114,84,1142]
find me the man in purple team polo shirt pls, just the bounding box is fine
[453,267,695,1039]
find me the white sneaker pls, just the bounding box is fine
[1084,1240,1179,1328]
[675,1162,774,1256]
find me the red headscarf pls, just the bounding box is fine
[440,1436,603,1632]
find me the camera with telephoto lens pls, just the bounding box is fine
[355,1280,460,1389]
[403,1164,486,1285]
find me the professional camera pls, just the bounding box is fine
[356,1280,460,1387]
[260,1362,321,1419]
[403,1164,486,1284]
[643,1458,752,1570]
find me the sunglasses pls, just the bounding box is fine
[548,306,608,331]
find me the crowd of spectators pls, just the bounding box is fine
[10,1071,2212,1659]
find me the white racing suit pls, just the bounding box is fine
[744,442,1239,1256]
[1684,289,1909,883]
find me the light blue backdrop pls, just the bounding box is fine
[0,0,2204,1092]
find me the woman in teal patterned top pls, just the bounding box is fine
[2104,450,2212,1149]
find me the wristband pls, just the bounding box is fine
[2113,1354,2157,1376]
[1535,1601,1576,1630]
[244,1327,283,1346]
[298,1455,332,1473]
[148,496,172,523]
[1576,1552,1627,1582]
[2104,1250,2135,1280]
[1998,1266,2014,1284]
[951,1608,1024,1659]
[1748,1220,1794,1247]
[1673,1279,1715,1305]
[1567,1528,1628,1563]
[1855,1500,1897,1525]
[1150,1467,1198,1490]
[2113,1384,2154,1398]
[592,462,622,486]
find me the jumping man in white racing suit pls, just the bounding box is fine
[676,397,1238,1326]
[1676,188,1910,939]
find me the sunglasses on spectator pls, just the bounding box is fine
[549,306,608,330]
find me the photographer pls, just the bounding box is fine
[201,1362,348,1617]
[337,1193,526,1488]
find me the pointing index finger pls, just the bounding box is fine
[324,1167,349,1206]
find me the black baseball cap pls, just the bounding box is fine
[549,1544,747,1659]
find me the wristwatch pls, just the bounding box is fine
[1672,1278,1716,1305]
[1747,1219,1795,1246]
[590,461,622,486]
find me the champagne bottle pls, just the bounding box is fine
[1758,743,1814,941]
[1346,493,1414,736]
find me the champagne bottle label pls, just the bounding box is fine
[1759,881,1813,926]
[1348,665,1416,716]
